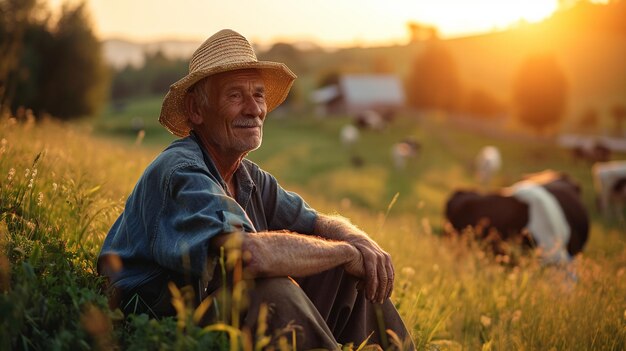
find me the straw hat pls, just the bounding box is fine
[159,29,297,137]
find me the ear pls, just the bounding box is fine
[185,94,204,126]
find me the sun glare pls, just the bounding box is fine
[400,0,560,37]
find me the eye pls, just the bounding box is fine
[228,91,242,100]
[254,92,266,101]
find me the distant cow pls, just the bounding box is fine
[354,110,385,131]
[474,146,502,187]
[445,170,589,264]
[572,141,611,164]
[391,137,421,170]
[592,160,626,219]
[340,124,359,147]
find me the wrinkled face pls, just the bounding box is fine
[193,69,267,157]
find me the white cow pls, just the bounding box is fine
[340,124,359,147]
[475,146,502,187]
[592,160,626,219]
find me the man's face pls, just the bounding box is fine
[196,69,267,157]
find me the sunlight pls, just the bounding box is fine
[399,0,559,36]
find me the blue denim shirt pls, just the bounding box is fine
[98,133,317,296]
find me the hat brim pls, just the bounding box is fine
[159,61,296,137]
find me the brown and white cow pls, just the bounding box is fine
[445,170,589,264]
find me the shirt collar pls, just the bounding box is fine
[189,131,256,208]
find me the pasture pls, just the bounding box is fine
[1,100,625,350]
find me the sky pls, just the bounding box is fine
[45,0,575,47]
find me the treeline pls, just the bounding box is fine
[0,0,107,120]
[110,51,187,101]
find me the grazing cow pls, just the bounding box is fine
[474,146,502,187]
[445,170,589,264]
[340,124,359,147]
[354,110,385,131]
[572,141,611,164]
[390,137,421,170]
[592,160,626,219]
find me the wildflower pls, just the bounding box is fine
[512,310,522,323]
[7,168,15,181]
[26,221,35,231]
[401,266,416,277]
[52,183,58,192]
[24,168,30,178]
[31,169,37,178]
[28,178,34,188]
[37,192,43,206]
[480,315,492,328]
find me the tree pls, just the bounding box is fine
[2,0,108,120]
[41,2,108,119]
[258,42,306,74]
[462,88,505,119]
[512,54,568,134]
[405,42,461,112]
[0,0,39,115]
[406,21,439,43]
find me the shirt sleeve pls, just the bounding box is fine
[258,169,318,234]
[152,164,255,276]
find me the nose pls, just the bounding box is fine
[243,94,264,118]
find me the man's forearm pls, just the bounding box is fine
[314,213,374,244]
[240,231,362,278]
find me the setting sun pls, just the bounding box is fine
[397,0,559,38]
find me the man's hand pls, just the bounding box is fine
[314,214,395,304]
[350,236,394,304]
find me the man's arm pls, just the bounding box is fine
[313,214,394,304]
[212,231,366,279]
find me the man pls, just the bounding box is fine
[98,29,414,350]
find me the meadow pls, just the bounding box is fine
[1,101,625,350]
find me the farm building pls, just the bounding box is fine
[311,74,405,116]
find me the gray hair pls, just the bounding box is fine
[187,76,214,112]
[185,76,215,130]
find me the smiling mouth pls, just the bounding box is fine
[233,118,263,129]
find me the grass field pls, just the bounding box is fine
[1,100,625,350]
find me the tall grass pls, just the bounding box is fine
[1,112,625,350]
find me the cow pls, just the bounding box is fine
[445,170,589,264]
[353,110,385,131]
[474,146,502,187]
[391,137,421,170]
[340,124,359,147]
[572,142,611,164]
[592,160,626,220]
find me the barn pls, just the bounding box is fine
[311,74,405,116]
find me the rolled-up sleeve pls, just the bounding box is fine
[152,164,254,276]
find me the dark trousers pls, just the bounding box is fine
[241,268,416,350]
